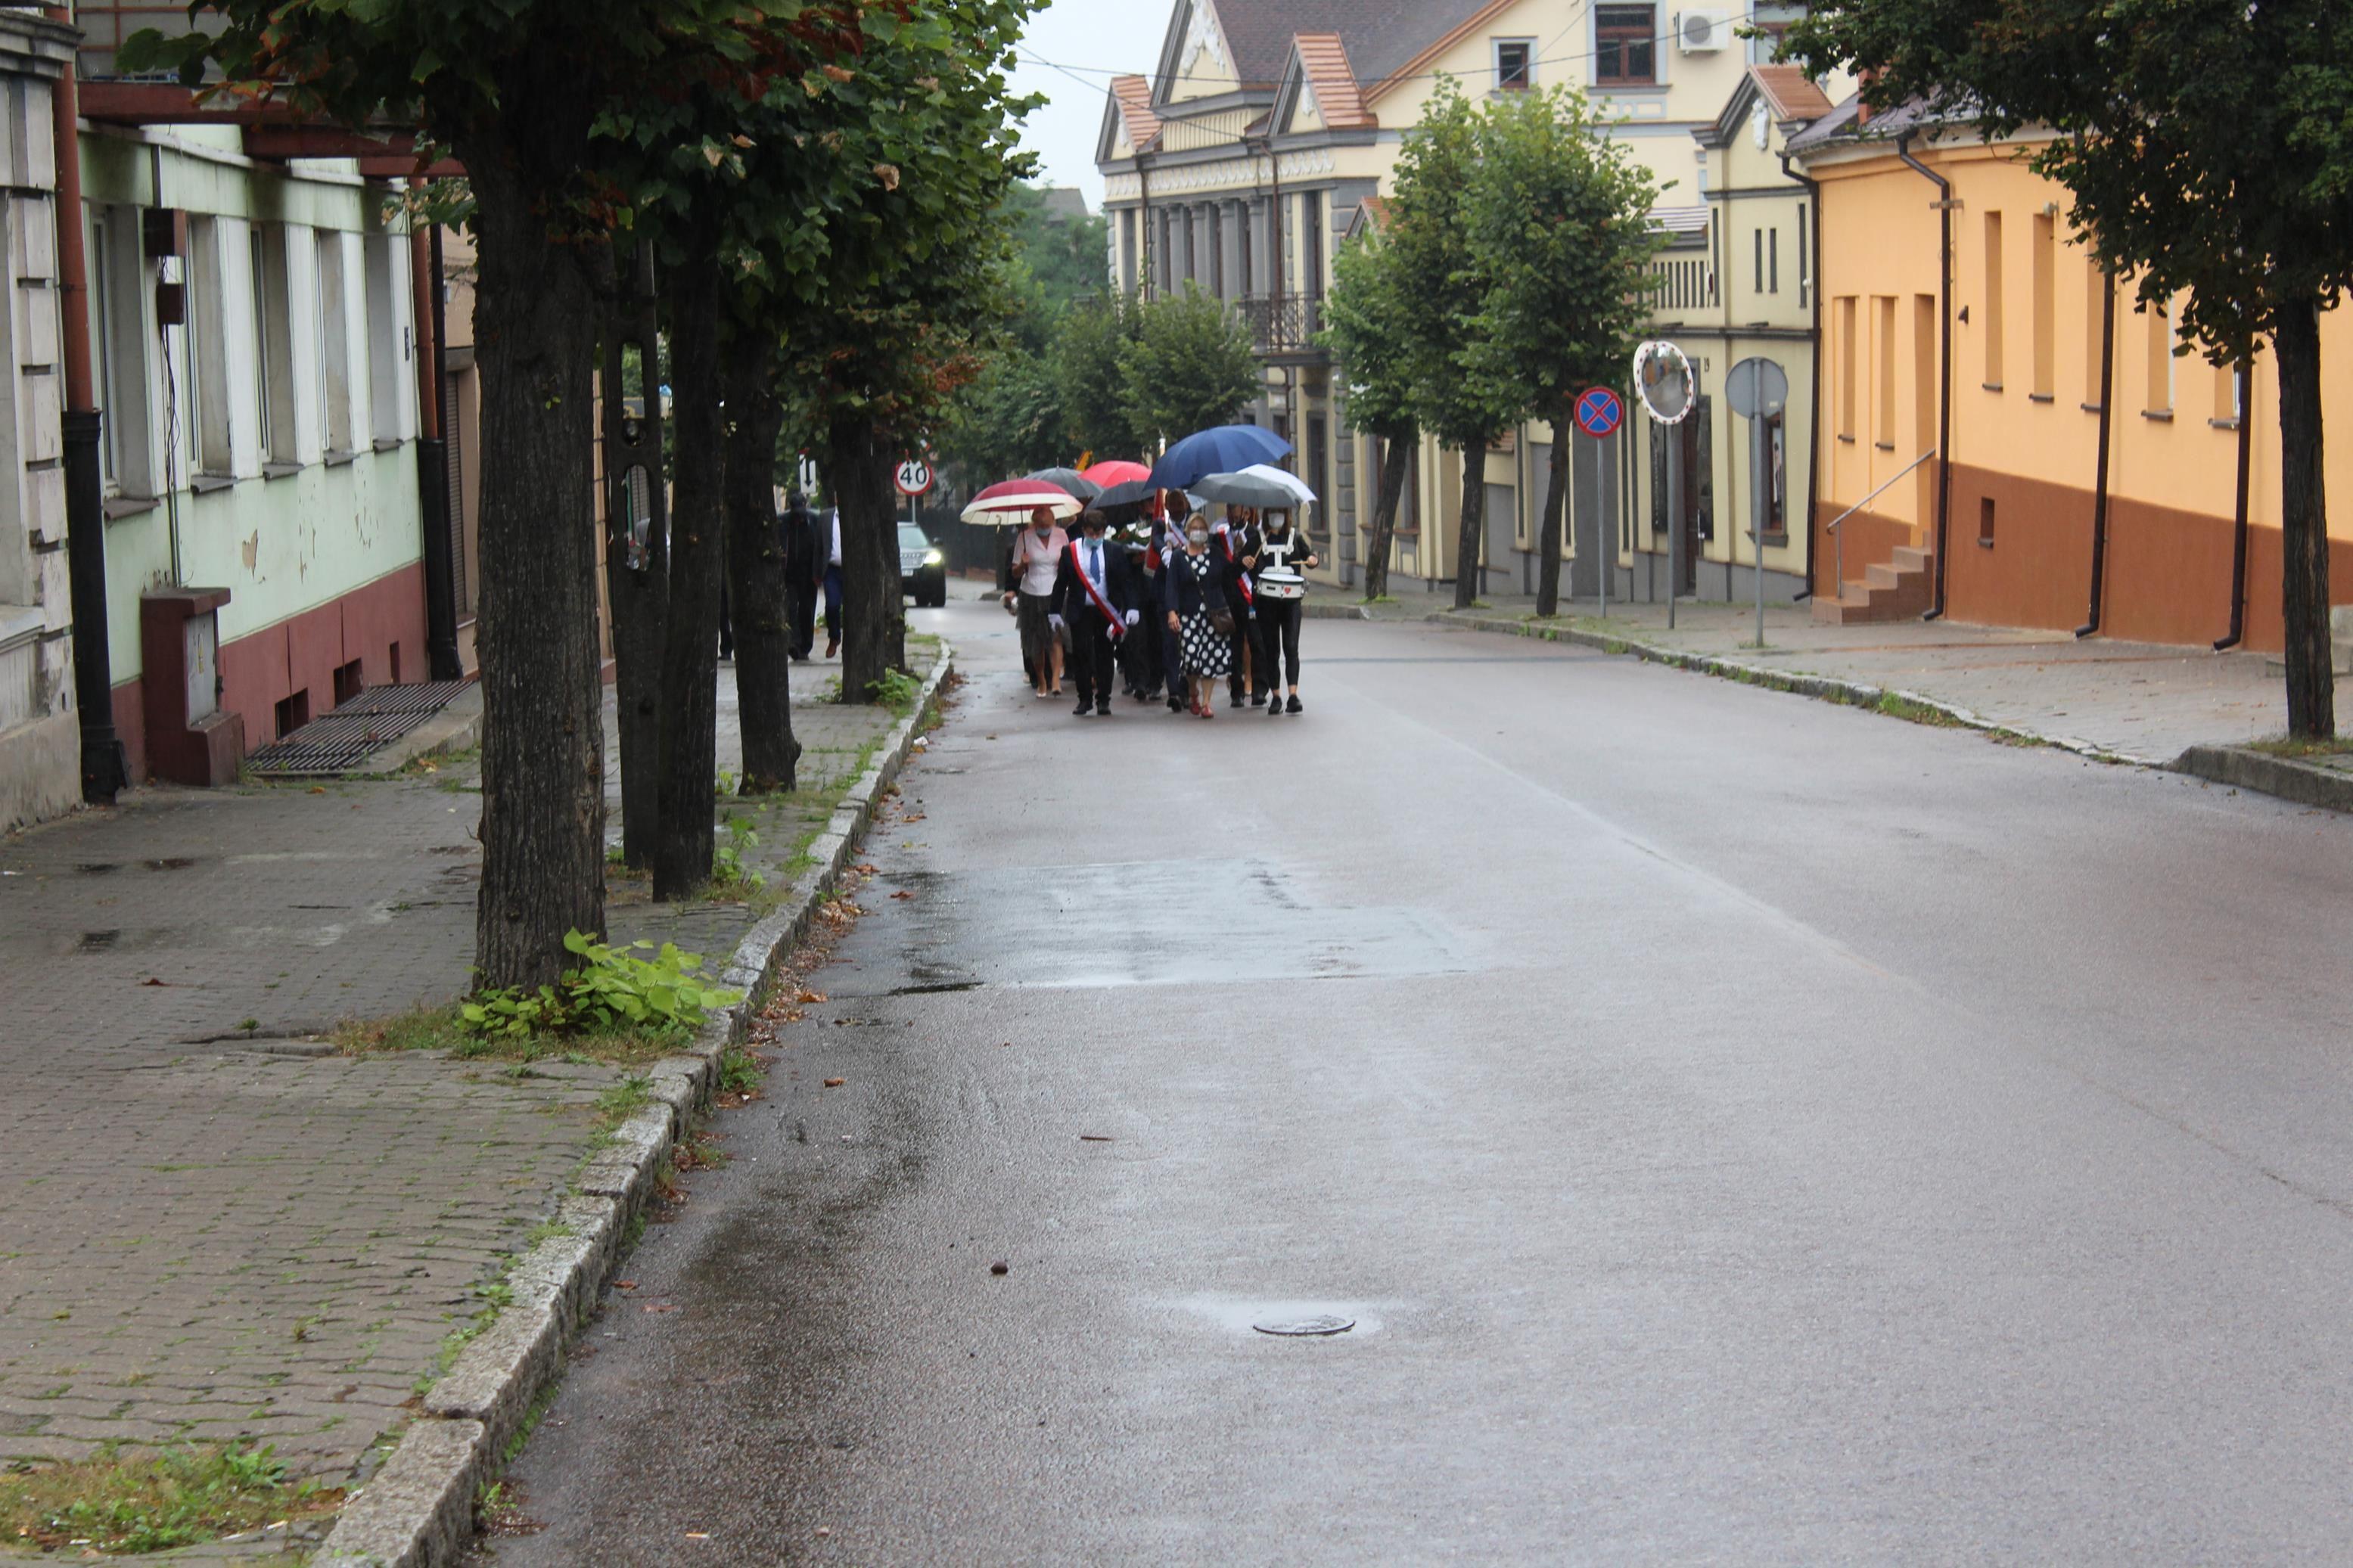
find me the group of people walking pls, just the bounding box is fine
[720,489,845,663]
[1002,500,1318,720]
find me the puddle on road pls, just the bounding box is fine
[847,858,1474,994]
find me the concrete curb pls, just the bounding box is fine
[2169,744,2353,812]
[1301,601,1370,620]
[314,647,954,1568]
[347,686,485,778]
[1425,609,2151,766]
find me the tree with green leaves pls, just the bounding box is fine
[1051,293,1149,460]
[1119,284,1260,449]
[1320,224,1420,602]
[1388,79,1518,610]
[777,0,1038,708]
[1783,0,2353,736]
[1466,85,1662,617]
[126,0,846,987]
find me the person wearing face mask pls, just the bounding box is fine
[1162,511,1232,719]
[1001,507,1068,698]
[1249,510,1319,715]
[1049,511,1141,717]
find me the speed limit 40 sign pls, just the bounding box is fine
[894,458,934,497]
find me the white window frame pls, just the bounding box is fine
[182,216,233,480]
[362,229,416,449]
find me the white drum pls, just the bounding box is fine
[1257,567,1307,601]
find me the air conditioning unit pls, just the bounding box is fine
[1677,9,1733,52]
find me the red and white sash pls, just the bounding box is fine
[1068,539,1124,639]
[1218,528,1254,607]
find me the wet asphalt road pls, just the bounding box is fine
[477,595,2353,1564]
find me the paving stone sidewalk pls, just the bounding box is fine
[0,649,923,1517]
[1342,590,2284,762]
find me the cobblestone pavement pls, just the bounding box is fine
[0,642,929,1498]
[1356,589,2283,761]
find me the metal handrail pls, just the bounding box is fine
[1828,447,1938,588]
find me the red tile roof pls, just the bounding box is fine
[1752,64,1835,124]
[1110,74,1161,153]
[1294,33,1372,129]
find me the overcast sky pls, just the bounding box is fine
[1007,0,1130,209]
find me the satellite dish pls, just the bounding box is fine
[1633,340,1696,424]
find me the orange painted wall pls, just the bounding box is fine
[1806,132,2353,653]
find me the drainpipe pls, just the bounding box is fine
[2077,269,2116,638]
[1896,134,1954,619]
[2215,359,2252,651]
[1783,149,1822,601]
[49,5,126,801]
[409,180,461,680]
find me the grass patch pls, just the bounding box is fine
[0,1442,338,1555]
[592,1076,654,1131]
[1873,693,1965,728]
[334,1005,686,1067]
[868,668,922,716]
[2245,734,2353,759]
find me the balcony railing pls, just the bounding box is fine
[1236,293,1323,357]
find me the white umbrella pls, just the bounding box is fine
[1189,464,1317,509]
[960,478,1083,524]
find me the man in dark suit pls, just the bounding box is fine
[1049,511,1139,717]
[779,490,820,660]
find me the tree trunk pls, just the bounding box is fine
[1452,433,1487,610]
[652,235,725,900]
[1363,427,1411,603]
[600,247,666,871]
[726,348,800,793]
[831,411,906,703]
[459,146,606,990]
[1534,402,1572,617]
[2276,297,2335,738]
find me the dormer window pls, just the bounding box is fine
[1494,38,1534,91]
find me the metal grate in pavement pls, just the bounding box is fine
[244,683,470,776]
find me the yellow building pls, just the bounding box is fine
[1096,0,1841,601]
[1795,104,2353,650]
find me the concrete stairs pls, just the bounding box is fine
[1813,545,1934,625]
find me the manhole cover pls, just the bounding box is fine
[1253,1314,1354,1337]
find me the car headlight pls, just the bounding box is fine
[923,549,943,565]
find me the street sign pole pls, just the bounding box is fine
[1633,342,1696,633]
[1574,387,1625,623]
[1752,417,1767,648]
[1724,356,1790,651]
[1667,432,1680,631]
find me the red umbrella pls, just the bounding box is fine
[961,477,1081,524]
[1080,459,1152,487]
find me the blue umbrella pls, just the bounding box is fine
[1148,424,1294,492]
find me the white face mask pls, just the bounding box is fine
[1187,529,1208,546]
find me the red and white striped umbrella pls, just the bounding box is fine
[961,478,1082,524]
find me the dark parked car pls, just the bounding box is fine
[900,523,946,607]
